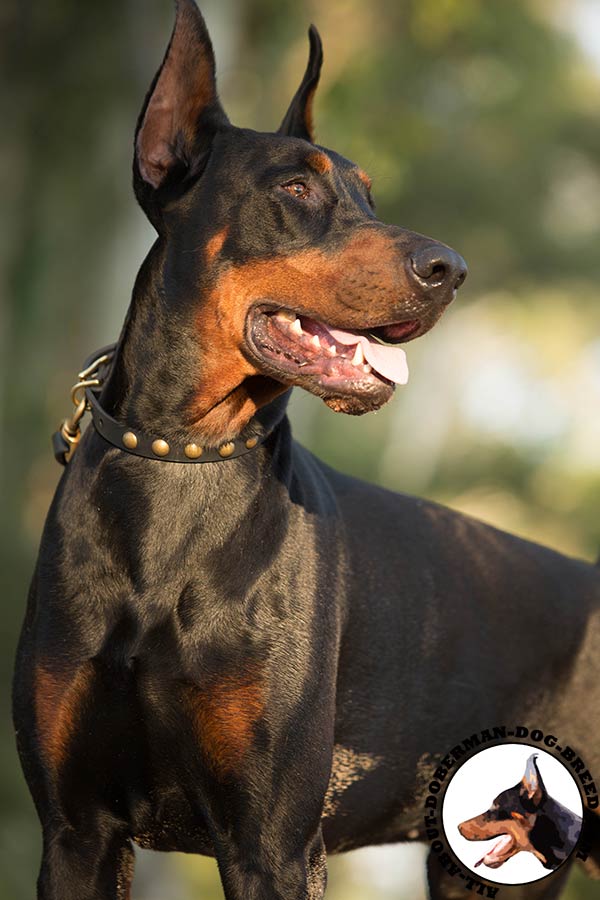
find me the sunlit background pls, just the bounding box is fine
[3,0,600,897]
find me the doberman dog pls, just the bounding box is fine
[458,754,582,873]
[12,1,600,898]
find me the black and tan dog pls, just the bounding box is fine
[13,2,600,898]
[459,754,582,873]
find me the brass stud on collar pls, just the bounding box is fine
[184,442,203,459]
[152,438,170,457]
[218,441,235,458]
[122,431,138,450]
[245,437,258,449]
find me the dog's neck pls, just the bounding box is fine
[100,239,290,448]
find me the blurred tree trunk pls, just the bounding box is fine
[1,2,167,895]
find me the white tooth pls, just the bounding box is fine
[277,310,295,323]
[327,344,337,356]
[290,318,303,336]
[310,334,321,349]
[363,364,372,374]
[352,343,365,366]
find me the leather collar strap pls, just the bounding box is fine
[52,344,267,466]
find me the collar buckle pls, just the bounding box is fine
[52,345,116,465]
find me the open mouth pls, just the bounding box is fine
[247,306,420,412]
[474,833,515,869]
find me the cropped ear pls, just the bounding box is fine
[133,0,229,220]
[520,754,546,808]
[278,25,323,142]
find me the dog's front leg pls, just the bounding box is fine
[213,827,327,900]
[186,670,334,900]
[37,824,134,900]
[198,745,330,900]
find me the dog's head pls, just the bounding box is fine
[132,0,467,441]
[458,754,551,869]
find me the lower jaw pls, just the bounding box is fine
[322,388,394,415]
[304,365,395,413]
[250,351,395,414]
[247,314,396,413]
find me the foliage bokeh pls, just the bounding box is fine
[2,0,600,896]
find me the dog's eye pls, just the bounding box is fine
[282,181,310,200]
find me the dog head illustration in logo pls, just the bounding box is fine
[458,754,582,870]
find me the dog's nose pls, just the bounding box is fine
[409,244,467,296]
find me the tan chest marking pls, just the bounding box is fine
[34,662,93,771]
[185,673,264,777]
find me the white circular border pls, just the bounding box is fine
[441,743,583,885]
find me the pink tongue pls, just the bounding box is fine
[476,834,512,868]
[327,328,409,385]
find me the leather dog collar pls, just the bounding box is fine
[52,343,268,466]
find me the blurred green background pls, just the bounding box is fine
[3,0,600,896]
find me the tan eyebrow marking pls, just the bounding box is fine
[205,227,229,262]
[357,169,372,191]
[306,151,333,174]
